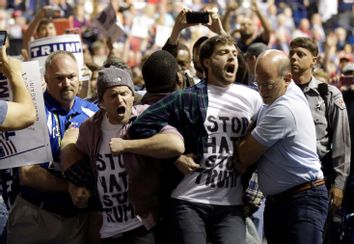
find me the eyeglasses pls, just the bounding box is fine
[257,81,277,90]
[257,76,283,90]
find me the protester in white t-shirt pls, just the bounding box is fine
[61,66,184,243]
[129,35,263,244]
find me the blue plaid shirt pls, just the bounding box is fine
[130,80,264,214]
[129,79,209,162]
[243,170,264,215]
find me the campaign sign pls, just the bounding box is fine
[155,25,172,47]
[0,61,52,169]
[130,15,154,39]
[94,2,125,41]
[28,34,86,80]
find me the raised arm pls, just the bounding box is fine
[0,46,36,131]
[221,2,238,33]
[22,7,47,50]
[251,0,272,43]
[205,8,227,36]
[167,8,195,46]
[162,8,198,57]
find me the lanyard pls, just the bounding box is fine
[53,113,74,147]
[53,113,62,146]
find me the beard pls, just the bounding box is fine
[210,64,235,85]
[241,31,253,39]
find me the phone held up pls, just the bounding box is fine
[186,11,209,24]
[45,8,62,18]
[0,30,7,47]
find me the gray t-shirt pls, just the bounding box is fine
[0,100,8,125]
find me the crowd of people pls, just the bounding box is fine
[0,0,353,244]
[1,0,353,84]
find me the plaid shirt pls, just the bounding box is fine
[243,170,264,216]
[129,79,209,162]
[130,80,264,213]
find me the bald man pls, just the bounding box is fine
[235,50,328,244]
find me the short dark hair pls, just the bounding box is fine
[193,36,208,53]
[36,18,54,33]
[142,50,178,93]
[199,35,236,75]
[289,37,319,57]
[236,52,249,85]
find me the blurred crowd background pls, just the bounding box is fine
[0,0,353,88]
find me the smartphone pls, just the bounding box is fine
[340,75,354,86]
[0,31,7,47]
[186,12,209,24]
[45,8,62,18]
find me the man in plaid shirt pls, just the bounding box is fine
[129,35,263,244]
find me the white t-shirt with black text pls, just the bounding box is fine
[171,84,262,206]
[97,115,141,238]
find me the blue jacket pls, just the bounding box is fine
[19,91,98,214]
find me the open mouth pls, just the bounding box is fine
[225,64,235,75]
[116,106,126,115]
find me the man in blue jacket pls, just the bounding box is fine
[6,50,98,244]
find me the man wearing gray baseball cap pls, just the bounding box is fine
[61,66,185,243]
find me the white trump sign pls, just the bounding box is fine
[28,34,86,80]
[0,61,52,169]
